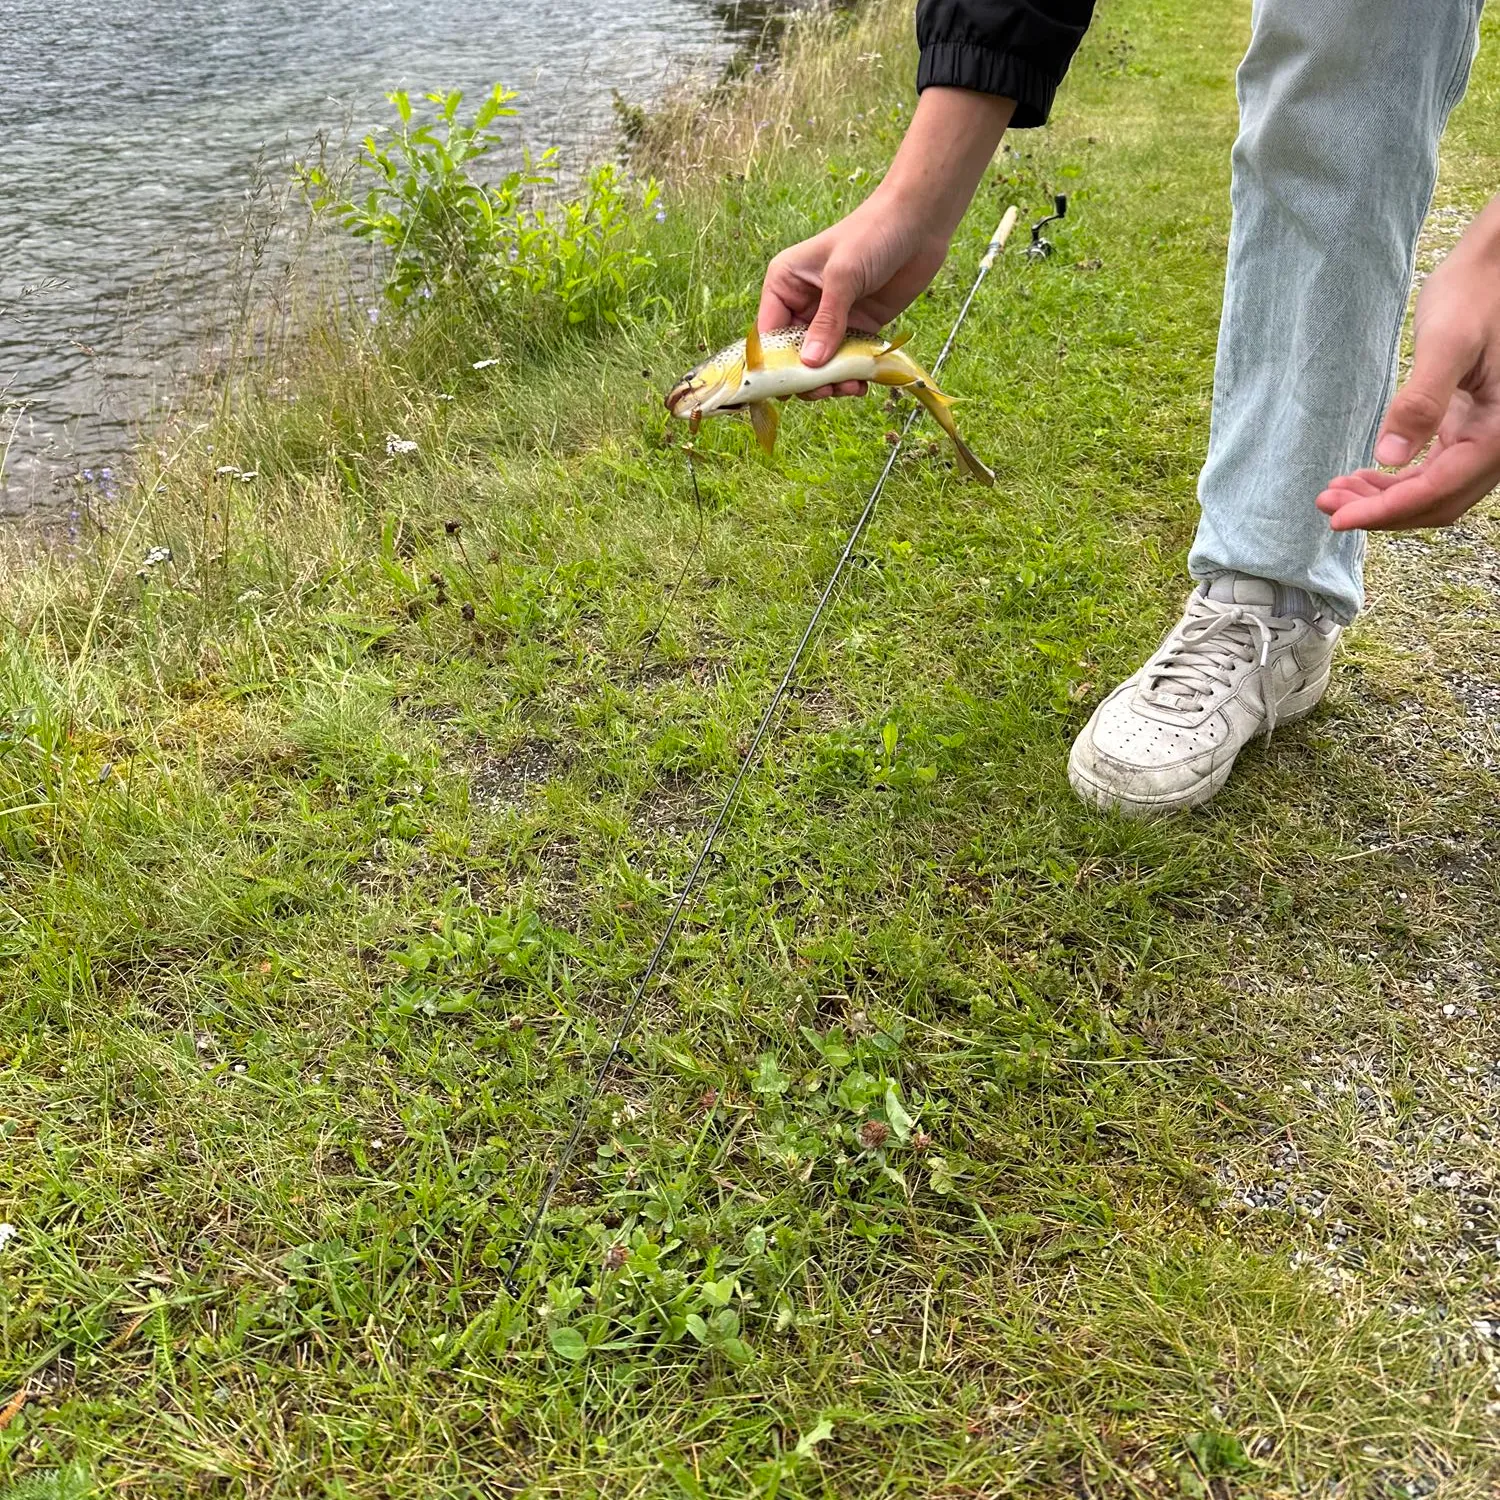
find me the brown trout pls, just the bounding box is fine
[665,324,994,484]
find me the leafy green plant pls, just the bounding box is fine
[0,1468,94,1500]
[304,85,528,307]
[303,85,660,325]
[386,904,573,1016]
[808,718,940,794]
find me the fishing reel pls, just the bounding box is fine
[1025,194,1068,259]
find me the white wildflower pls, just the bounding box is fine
[0,1223,17,1250]
[385,434,419,457]
[472,358,501,371]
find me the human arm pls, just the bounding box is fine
[757,0,1097,398]
[1317,194,1500,531]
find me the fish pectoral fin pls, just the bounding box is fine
[745,322,765,372]
[880,329,913,354]
[747,400,780,455]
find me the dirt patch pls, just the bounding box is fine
[781,684,854,734]
[463,736,568,811]
[633,772,718,837]
[529,833,590,934]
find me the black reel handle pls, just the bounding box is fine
[1026,193,1069,259]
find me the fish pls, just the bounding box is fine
[665,324,995,485]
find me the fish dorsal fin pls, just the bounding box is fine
[747,399,780,455]
[881,329,913,354]
[745,322,765,372]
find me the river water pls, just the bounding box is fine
[0,0,783,512]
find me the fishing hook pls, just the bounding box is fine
[504,204,1022,1294]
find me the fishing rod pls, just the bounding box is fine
[504,203,1022,1293]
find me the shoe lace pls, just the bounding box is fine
[1142,597,1288,735]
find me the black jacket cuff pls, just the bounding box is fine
[916,41,1059,127]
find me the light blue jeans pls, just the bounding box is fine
[1189,0,1487,624]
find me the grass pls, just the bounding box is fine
[1,0,1498,1494]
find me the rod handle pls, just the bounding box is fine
[979,205,1021,270]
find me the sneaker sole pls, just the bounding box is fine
[1067,659,1333,819]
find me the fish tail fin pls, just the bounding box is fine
[909,381,995,486]
[949,431,997,486]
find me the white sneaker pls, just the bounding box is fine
[1068,575,1341,818]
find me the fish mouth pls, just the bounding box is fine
[665,378,698,417]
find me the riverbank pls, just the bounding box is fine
[2,1,1498,1496]
[0,0,792,507]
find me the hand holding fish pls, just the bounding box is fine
[757,201,951,401]
[756,87,1016,400]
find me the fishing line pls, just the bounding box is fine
[636,446,708,672]
[505,204,1020,1292]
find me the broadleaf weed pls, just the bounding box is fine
[302,86,660,329]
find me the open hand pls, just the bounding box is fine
[1317,196,1500,531]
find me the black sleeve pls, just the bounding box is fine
[915,0,1098,128]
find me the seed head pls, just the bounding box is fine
[858,1119,889,1151]
[461,602,476,622]
[604,1242,629,1271]
[911,1129,933,1152]
[444,518,462,535]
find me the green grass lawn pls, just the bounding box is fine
[2,0,1498,1495]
